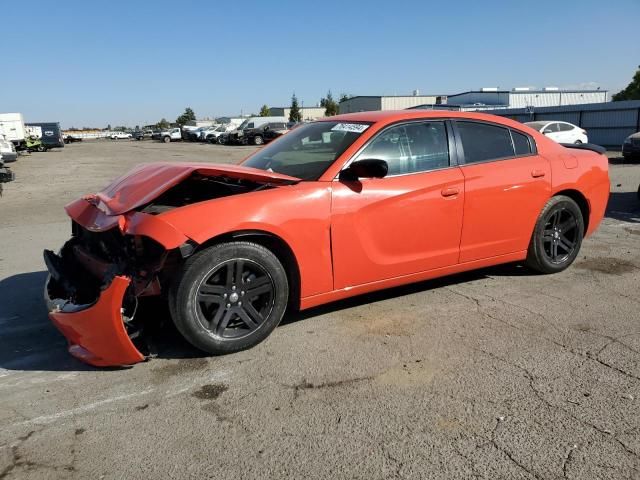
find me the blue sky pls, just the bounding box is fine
[1,0,638,128]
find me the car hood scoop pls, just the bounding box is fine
[83,162,300,216]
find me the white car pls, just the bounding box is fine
[524,121,588,144]
[0,134,17,162]
[109,132,133,140]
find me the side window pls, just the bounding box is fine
[457,121,514,164]
[543,123,558,133]
[558,123,573,132]
[357,121,449,175]
[511,130,533,156]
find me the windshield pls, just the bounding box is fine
[242,121,371,180]
[237,120,249,130]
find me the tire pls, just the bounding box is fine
[163,136,171,143]
[218,136,225,145]
[574,140,583,145]
[37,145,45,152]
[526,195,584,274]
[253,135,264,145]
[170,241,289,355]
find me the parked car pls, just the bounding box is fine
[64,135,83,144]
[243,122,289,145]
[197,125,220,141]
[205,125,233,143]
[524,121,588,144]
[224,116,289,145]
[43,110,610,367]
[0,134,18,162]
[133,131,145,141]
[622,132,640,161]
[109,132,133,140]
[159,127,182,143]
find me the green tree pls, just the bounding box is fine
[156,118,169,129]
[321,90,339,116]
[259,105,271,116]
[613,65,640,101]
[176,107,196,126]
[339,93,351,103]
[289,94,302,123]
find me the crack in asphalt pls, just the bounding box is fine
[0,427,75,480]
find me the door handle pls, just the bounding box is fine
[441,187,460,197]
[531,170,546,178]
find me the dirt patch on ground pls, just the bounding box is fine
[151,358,209,383]
[192,383,228,400]
[575,257,638,275]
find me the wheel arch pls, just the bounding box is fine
[194,229,301,312]
[553,189,590,233]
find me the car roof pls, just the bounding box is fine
[317,109,534,131]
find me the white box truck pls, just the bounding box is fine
[0,113,26,149]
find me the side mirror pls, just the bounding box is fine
[339,159,388,181]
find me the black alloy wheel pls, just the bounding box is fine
[541,208,579,264]
[195,259,275,339]
[526,195,584,274]
[171,242,289,354]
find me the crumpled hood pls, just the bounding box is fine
[82,162,299,216]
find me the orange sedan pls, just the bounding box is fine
[44,111,610,366]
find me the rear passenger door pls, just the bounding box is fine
[454,121,551,262]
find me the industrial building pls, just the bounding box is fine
[445,87,609,110]
[268,106,326,121]
[339,94,446,114]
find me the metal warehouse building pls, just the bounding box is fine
[446,87,608,110]
[339,95,446,114]
[268,107,326,121]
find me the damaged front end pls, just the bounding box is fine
[44,220,177,367]
[43,162,300,367]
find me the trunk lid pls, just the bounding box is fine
[85,162,299,216]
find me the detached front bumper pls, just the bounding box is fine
[45,275,145,367]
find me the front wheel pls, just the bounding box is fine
[253,135,264,145]
[170,242,289,355]
[574,139,583,145]
[526,195,584,274]
[163,136,171,143]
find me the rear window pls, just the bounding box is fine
[457,122,514,164]
[511,131,532,155]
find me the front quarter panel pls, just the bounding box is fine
[158,183,333,297]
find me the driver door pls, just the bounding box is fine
[330,121,465,289]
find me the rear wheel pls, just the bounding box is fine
[526,195,584,274]
[170,242,289,355]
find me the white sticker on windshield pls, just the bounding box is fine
[331,123,369,133]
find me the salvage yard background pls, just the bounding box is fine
[1,141,639,479]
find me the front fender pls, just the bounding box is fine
[158,183,334,297]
